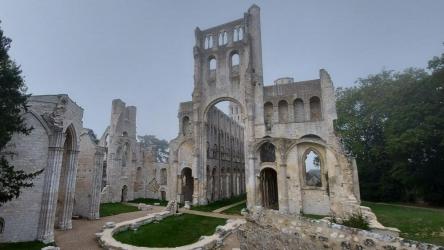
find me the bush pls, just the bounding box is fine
[331,212,370,230]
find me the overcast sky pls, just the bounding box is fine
[1,1,443,141]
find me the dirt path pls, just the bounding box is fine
[54,206,164,250]
[212,200,246,213]
[55,206,243,250]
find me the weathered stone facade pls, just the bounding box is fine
[0,95,83,243]
[73,128,105,220]
[99,99,169,204]
[170,102,246,204]
[239,208,443,250]
[167,3,386,232]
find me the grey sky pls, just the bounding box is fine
[1,1,443,141]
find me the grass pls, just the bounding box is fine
[100,202,139,217]
[191,194,246,212]
[0,241,51,250]
[363,201,444,246]
[129,198,168,206]
[301,213,326,220]
[222,202,246,215]
[114,214,226,247]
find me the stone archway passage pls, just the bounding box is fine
[121,185,128,202]
[260,168,279,210]
[182,168,194,202]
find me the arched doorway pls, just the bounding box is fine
[260,168,279,210]
[204,99,246,202]
[181,167,193,202]
[121,185,128,202]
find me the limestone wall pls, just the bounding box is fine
[0,112,48,242]
[239,209,443,250]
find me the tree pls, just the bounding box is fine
[335,51,444,205]
[0,22,42,205]
[137,135,169,163]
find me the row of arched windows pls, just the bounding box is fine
[264,96,322,127]
[204,26,244,49]
[259,142,322,187]
[208,52,240,77]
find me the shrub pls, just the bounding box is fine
[331,212,370,230]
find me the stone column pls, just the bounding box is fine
[278,163,289,213]
[90,147,105,219]
[37,131,64,243]
[176,174,183,203]
[58,149,79,230]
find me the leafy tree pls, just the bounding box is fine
[138,135,169,163]
[0,22,42,205]
[336,50,444,205]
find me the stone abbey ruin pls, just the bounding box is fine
[1,4,442,250]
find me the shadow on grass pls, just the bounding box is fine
[0,241,52,250]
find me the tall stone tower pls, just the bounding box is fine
[189,5,264,205]
[100,99,137,203]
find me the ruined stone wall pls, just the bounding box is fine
[0,112,48,242]
[100,99,137,203]
[239,209,443,250]
[206,106,245,202]
[74,129,104,219]
[0,95,83,243]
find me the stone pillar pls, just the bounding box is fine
[278,163,289,213]
[57,149,79,230]
[37,131,64,243]
[193,177,199,205]
[247,154,257,208]
[90,147,105,219]
[176,174,183,203]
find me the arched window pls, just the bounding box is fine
[309,96,321,121]
[278,100,288,123]
[160,168,167,185]
[0,217,4,234]
[304,150,322,187]
[231,53,240,66]
[121,142,129,167]
[182,116,190,136]
[264,102,273,131]
[218,32,223,46]
[260,142,275,162]
[205,36,209,49]
[231,53,240,75]
[293,98,305,122]
[239,27,244,40]
[209,57,217,71]
[223,31,228,44]
[233,28,239,41]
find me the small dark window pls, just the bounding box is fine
[260,142,276,162]
[0,217,4,234]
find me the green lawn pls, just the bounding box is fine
[222,202,246,215]
[114,214,226,247]
[363,201,444,246]
[0,241,50,250]
[302,213,326,220]
[100,202,139,217]
[129,198,168,206]
[191,194,246,212]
